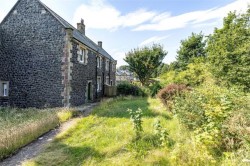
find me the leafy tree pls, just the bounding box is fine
[124,44,167,85]
[176,32,206,70]
[118,65,130,71]
[207,9,250,91]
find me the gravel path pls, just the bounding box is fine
[0,103,99,166]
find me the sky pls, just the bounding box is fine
[0,0,249,66]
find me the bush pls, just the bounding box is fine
[172,84,249,153]
[157,84,190,112]
[173,91,206,130]
[117,82,146,96]
[148,81,162,97]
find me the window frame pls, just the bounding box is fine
[97,55,102,69]
[0,81,9,97]
[106,76,110,85]
[97,76,102,91]
[106,60,110,71]
[78,46,88,65]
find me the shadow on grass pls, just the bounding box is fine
[91,97,172,120]
[29,144,105,166]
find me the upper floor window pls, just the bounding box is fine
[78,47,88,64]
[97,76,102,91]
[106,60,110,71]
[106,76,110,85]
[97,56,102,68]
[112,63,116,72]
[0,81,9,97]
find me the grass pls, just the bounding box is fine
[0,107,76,160]
[22,97,186,166]
[22,96,249,166]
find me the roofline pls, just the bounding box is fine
[0,0,22,26]
[73,37,116,61]
[0,0,116,62]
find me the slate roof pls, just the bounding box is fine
[38,0,114,61]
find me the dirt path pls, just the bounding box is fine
[0,103,99,166]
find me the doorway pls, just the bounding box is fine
[87,81,93,101]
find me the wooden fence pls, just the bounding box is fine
[104,85,117,97]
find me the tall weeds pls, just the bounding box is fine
[0,108,75,160]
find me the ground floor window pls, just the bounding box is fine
[0,81,9,97]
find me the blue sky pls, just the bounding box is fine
[0,0,249,66]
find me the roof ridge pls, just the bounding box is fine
[37,0,114,60]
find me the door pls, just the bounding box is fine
[87,82,93,101]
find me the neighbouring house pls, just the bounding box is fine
[0,0,116,108]
[116,69,137,84]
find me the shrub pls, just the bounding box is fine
[173,91,206,130]
[221,94,250,151]
[117,82,146,96]
[157,84,190,112]
[148,81,162,97]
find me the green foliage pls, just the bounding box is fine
[207,9,250,91]
[148,81,162,97]
[124,44,167,85]
[176,32,206,70]
[117,82,146,96]
[173,91,206,130]
[117,65,130,71]
[172,84,250,153]
[127,108,144,140]
[153,119,172,147]
[159,61,214,87]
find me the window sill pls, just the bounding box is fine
[79,61,87,65]
[0,96,9,98]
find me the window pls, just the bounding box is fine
[97,56,102,68]
[0,81,9,97]
[112,63,116,72]
[97,77,101,91]
[78,47,88,64]
[110,80,113,86]
[106,76,110,85]
[106,60,110,71]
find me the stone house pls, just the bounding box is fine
[0,0,116,108]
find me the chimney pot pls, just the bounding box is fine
[77,18,85,35]
[98,41,102,48]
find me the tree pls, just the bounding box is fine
[207,9,250,91]
[176,32,206,71]
[124,44,167,85]
[118,65,130,71]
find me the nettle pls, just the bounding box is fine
[153,119,171,147]
[127,108,143,140]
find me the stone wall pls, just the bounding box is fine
[0,0,66,108]
[70,41,98,106]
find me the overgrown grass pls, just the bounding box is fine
[0,107,76,160]
[22,97,194,165]
[23,97,249,166]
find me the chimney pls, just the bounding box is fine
[98,41,102,48]
[77,19,85,35]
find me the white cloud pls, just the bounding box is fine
[139,35,170,46]
[134,0,250,31]
[111,51,127,66]
[73,0,156,31]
